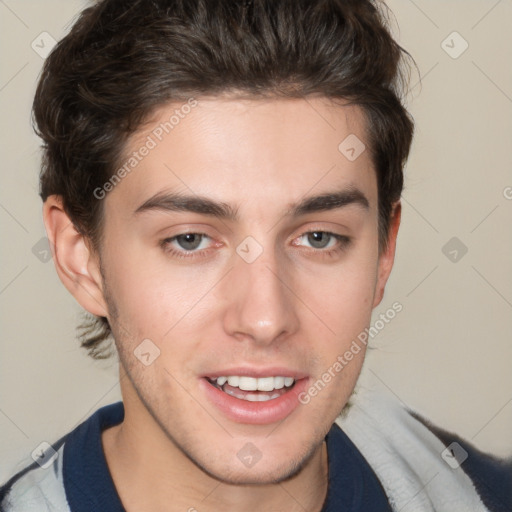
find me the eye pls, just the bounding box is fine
[293,231,351,255]
[299,231,348,249]
[161,232,213,258]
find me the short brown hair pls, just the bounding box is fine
[33,0,414,358]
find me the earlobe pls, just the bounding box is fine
[43,195,108,317]
[372,201,401,308]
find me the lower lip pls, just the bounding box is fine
[200,377,309,425]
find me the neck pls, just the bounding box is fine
[102,387,329,512]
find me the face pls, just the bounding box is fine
[86,96,396,484]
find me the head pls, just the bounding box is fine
[36,0,413,485]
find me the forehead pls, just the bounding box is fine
[108,96,377,216]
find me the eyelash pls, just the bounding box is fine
[160,230,352,260]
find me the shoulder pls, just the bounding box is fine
[336,386,512,512]
[0,401,124,512]
[0,438,69,512]
[409,409,512,512]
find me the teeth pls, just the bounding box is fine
[246,392,281,402]
[256,377,275,391]
[224,388,283,401]
[273,376,285,390]
[214,375,295,392]
[227,376,239,387]
[239,376,258,391]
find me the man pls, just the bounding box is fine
[1,0,510,511]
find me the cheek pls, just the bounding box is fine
[300,242,379,337]
[296,257,377,415]
[103,245,224,340]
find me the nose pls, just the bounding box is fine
[222,242,300,347]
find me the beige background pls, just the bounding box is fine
[1,0,511,480]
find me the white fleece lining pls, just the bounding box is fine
[336,385,489,512]
[4,443,69,512]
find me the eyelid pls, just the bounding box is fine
[289,222,350,242]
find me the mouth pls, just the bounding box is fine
[205,375,297,402]
[200,371,309,425]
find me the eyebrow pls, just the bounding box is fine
[133,186,369,221]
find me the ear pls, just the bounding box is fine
[372,201,401,308]
[43,195,108,317]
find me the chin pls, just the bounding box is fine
[187,437,319,486]
[201,457,307,486]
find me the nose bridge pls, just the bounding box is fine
[222,238,299,344]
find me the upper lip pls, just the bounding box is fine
[204,367,309,379]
